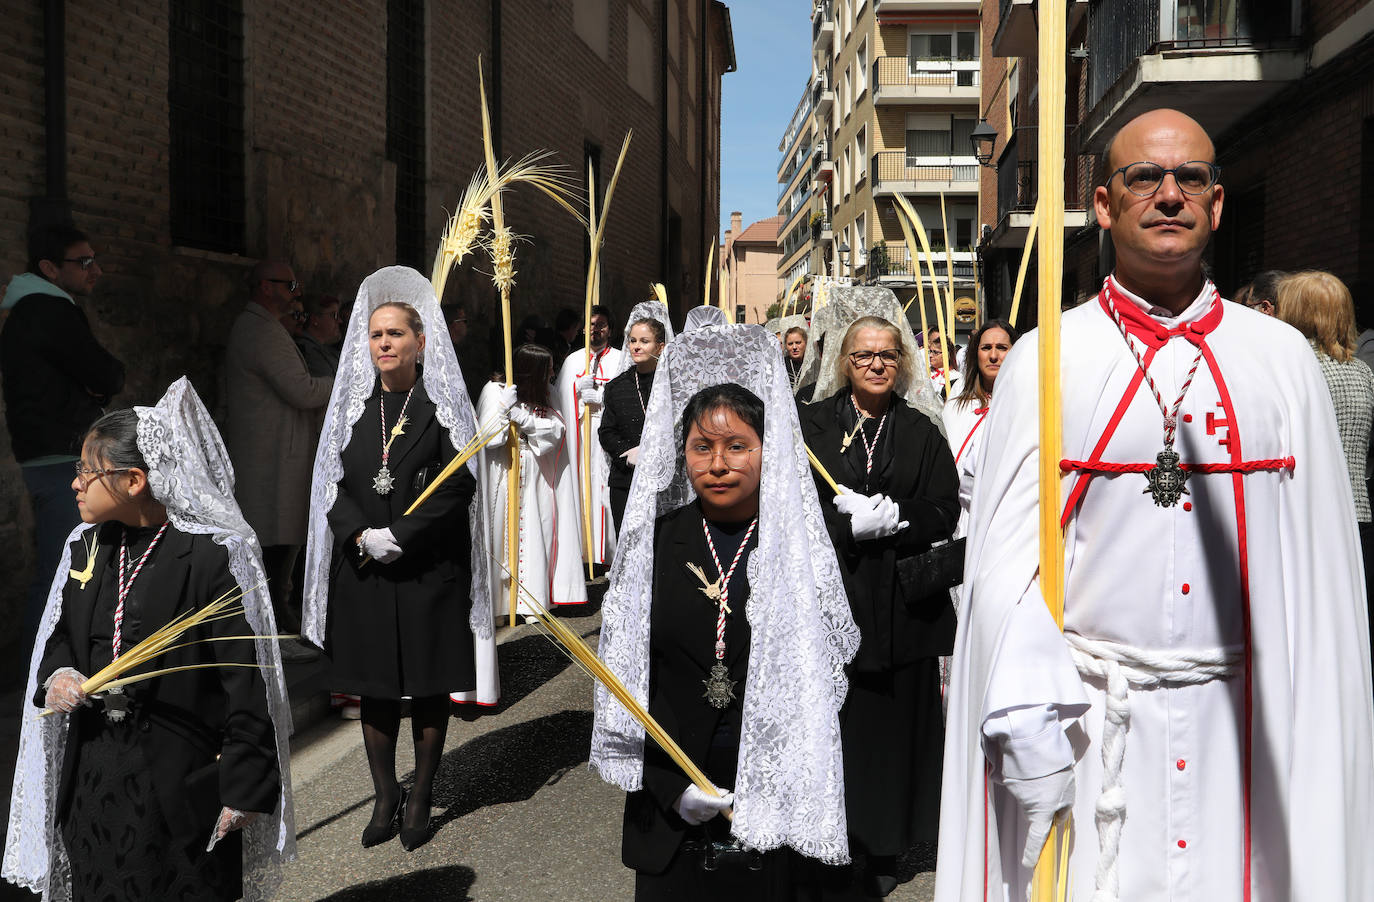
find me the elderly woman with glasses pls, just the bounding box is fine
[798,314,960,898]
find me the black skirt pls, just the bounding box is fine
[61,712,241,902]
[840,659,945,855]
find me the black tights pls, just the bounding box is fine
[360,695,450,832]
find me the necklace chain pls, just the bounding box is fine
[701,516,759,663]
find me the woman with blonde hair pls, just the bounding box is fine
[800,314,960,897]
[1276,269,1374,636]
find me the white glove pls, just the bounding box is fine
[360,527,403,563]
[620,446,640,467]
[846,494,908,541]
[497,384,518,412]
[832,488,874,515]
[1006,767,1075,869]
[673,784,735,826]
[579,386,603,407]
[206,807,257,852]
[574,374,598,393]
[508,403,534,431]
[44,667,88,713]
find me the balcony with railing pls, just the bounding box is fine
[813,1,834,53]
[876,0,979,11]
[1080,0,1304,152]
[988,126,1090,248]
[873,57,980,105]
[812,68,834,118]
[993,0,1090,58]
[871,151,978,196]
[866,244,976,282]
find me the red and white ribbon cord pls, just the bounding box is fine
[849,395,889,476]
[1102,278,1216,448]
[112,521,170,660]
[701,516,758,661]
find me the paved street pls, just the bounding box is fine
[279,600,939,901]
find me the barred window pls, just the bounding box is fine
[169,0,245,254]
[387,0,426,269]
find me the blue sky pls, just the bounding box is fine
[719,2,813,238]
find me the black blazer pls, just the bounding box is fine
[598,367,652,491]
[325,375,477,698]
[37,524,280,846]
[799,390,960,670]
[621,503,755,874]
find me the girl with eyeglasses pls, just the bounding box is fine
[9,380,291,902]
[593,326,859,900]
[798,314,961,898]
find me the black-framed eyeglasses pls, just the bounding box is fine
[73,463,131,489]
[848,349,903,368]
[1108,161,1221,197]
[265,278,299,292]
[63,255,97,270]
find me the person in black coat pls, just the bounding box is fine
[798,315,960,899]
[324,300,477,852]
[599,315,668,532]
[621,383,791,901]
[36,408,279,902]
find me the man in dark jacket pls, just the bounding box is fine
[1,223,125,647]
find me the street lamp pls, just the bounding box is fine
[970,118,998,166]
[838,241,850,276]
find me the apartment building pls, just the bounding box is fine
[977,0,1374,327]
[776,82,822,301]
[808,0,982,331]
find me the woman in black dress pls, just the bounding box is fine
[303,268,483,853]
[799,315,960,899]
[599,315,667,532]
[11,379,288,902]
[592,325,860,901]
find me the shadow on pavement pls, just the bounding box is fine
[430,709,593,832]
[313,864,476,901]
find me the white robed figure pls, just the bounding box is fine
[554,304,625,566]
[936,109,1374,902]
[474,344,588,625]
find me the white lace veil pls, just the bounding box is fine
[589,324,860,864]
[611,300,675,377]
[301,266,490,645]
[794,285,944,430]
[5,377,296,901]
[682,305,727,332]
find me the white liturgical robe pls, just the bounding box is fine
[554,346,624,566]
[935,277,1374,902]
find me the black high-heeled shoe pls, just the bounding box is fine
[399,794,432,852]
[361,788,406,848]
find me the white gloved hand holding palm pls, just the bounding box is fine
[360,527,403,563]
[44,668,88,713]
[673,784,735,825]
[497,384,519,412]
[1006,766,1075,869]
[834,492,907,540]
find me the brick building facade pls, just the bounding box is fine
[0,0,734,640]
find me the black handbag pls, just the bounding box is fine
[895,536,966,599]
[681,837,765,872]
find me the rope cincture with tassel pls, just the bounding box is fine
[38,584,283,718]
[488,553,732,821]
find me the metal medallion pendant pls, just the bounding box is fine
[1144,447,1189,508]
[373,465,395,495]
[103,687,130,723]
[702,662,736,709]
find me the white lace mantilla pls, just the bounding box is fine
[301,265,490,645]
[4,377,296,900]
[682,305,728,332]
[795,285,945,432]
[589,324,860,865]
[611,300,677,377]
